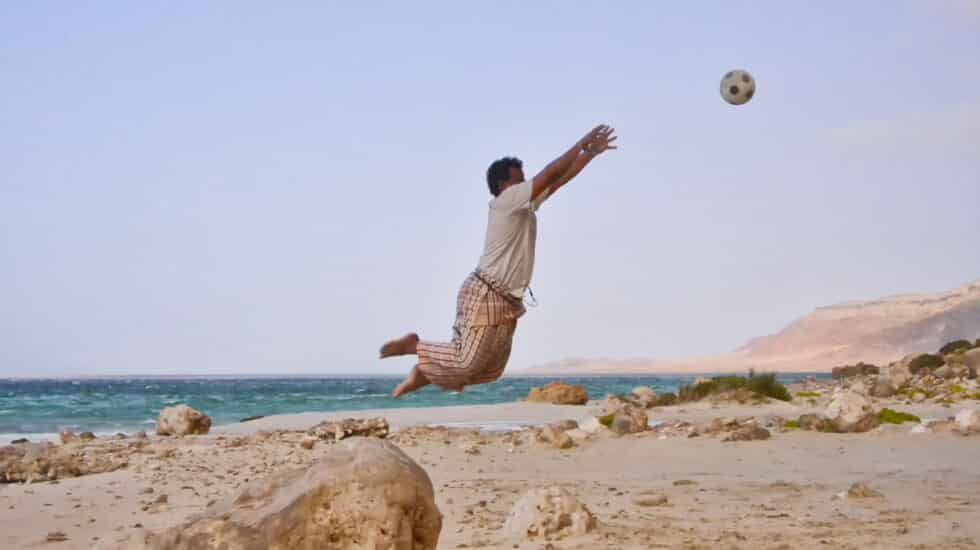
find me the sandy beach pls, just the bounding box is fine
[2,389,979,550]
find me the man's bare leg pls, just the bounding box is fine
[392,366,431,398]
[379,333,419,359]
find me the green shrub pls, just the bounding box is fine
[795,391,821,398]
[908,353,945,374]
[877,408,921,424]
[939,339,973,355]
[807,398,817,407]
[951,384,966,394]
[653,392,677,407]
[975,339,980,349]
[597,413,615,427]
[677,373,790,402]
[784,420,800,429]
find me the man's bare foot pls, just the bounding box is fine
[379,333,419,359]
[392,366,430,398]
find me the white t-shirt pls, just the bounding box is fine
[476,180,549,298]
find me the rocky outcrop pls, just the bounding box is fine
[630,386,658,407]
[722,425,771,442]
[826,389,879,433]
[156,405,212,437]
[832,363,879,380]
[954,409,980,435]
[599,397,648,435]
[1,442,129,483]
[121,438,441,549]
[798,413,833,432]
[505,487,597,540]
[526,382,589,405]
[307,417,389,441]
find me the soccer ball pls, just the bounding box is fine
[720,69,755,106]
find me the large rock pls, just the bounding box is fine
[798,414,833,432]
[870,376,896,398]
[933,365,956,380]
[156,405,212,437]
[505,487,597,540]
[630,386,658,408]
[1,442,128,483]
[954,409,980,435]
[723,425,771,442]
[526,382,589,405]
[887,355,916,390]
[947,348,980,374]
[832,363,879,380]
[120,438,441,549]
[826,389,879,433]
[602,400,648,435]
[307,417,389,441]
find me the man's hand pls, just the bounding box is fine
[583,125,617,155]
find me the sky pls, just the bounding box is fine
[2,1,979,377]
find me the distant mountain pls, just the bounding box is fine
[519,279,980,375]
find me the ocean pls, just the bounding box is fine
[0,373,829,443]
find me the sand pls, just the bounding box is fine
[2,398,979,549]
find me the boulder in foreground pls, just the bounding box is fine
[114,438,441,549]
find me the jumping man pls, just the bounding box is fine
[380,125,618,397]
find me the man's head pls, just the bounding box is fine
[486,157,524,197]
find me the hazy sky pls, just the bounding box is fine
[2,2,979,377]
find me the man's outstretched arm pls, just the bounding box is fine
[537,125,617,201]
[531,125,607,201]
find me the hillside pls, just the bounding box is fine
[520,279,980,374]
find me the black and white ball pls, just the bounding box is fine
[720,69,756,106]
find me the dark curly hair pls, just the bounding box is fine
[485,157,522,197]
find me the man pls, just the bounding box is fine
[379,125,617,398]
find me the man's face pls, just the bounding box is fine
[508,166,525,183]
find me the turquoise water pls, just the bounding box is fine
[0,373,828,441]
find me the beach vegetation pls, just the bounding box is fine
[678,373,791,402]
[939,339,973,355]
[908,354,944,374]
[876,408,920,424]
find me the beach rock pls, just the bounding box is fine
[888,355,916,390]
[551,419,579,431]
[870,376,896,398]
[505,486,597,540]
[239,415,265,423]
[826,389,879,433]
[947,347,980,372]
[847,482,884,499]
[912,392,927,403]
[1,442,128,483]
[10,438,28,445]
[537,426,574,449]
[798,413,833,432]
[526,382,589,405]
[953,409,980,435]
[630,386,658,407]
[606,403,648,435]
[933,365,956,380]
[59,429,79,445]
[123,438,441,549]
[156,405,212,437]
[723,425,771,442]
[79,432,96,441]
[578,417,602,434]
[307,417,389,441]
[633,494,669,507]
[832,363,879,380]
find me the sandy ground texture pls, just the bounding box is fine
[1,399,979,549]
